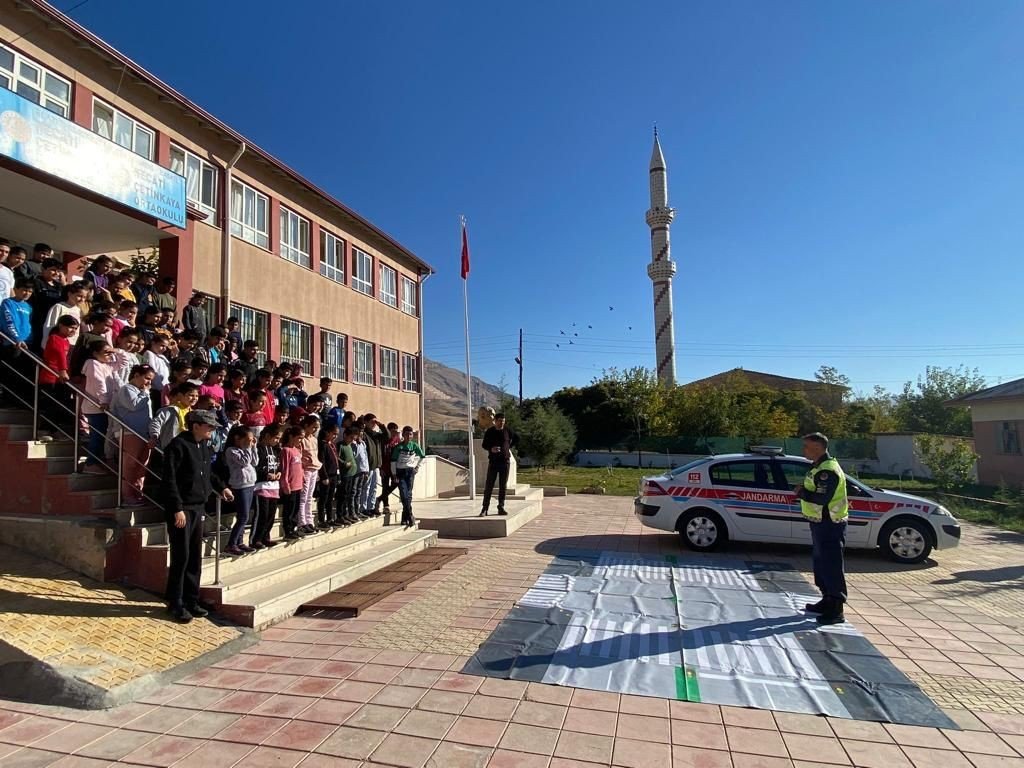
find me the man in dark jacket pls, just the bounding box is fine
[480,413,518,516]
[161,409,233,623]
[232,340,262,385]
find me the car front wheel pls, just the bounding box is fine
[678,509,727,552]
[880,518,933,564]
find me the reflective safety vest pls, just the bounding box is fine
[800,457,849,523]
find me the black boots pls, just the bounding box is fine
[805,597,846,625]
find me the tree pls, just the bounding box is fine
[894,366,984,436]
[851,385,898,433]
[815,366,851,411]
[596,367,662,464]
[518,402,578,469]
[915,435,979,490]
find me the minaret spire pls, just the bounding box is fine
[646,129,677,385]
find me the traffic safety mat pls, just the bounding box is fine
[463,550,956,727]
[299,547,468,618]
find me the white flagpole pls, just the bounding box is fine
[462,215,476,500]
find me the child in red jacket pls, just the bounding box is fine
[38,314,79,438]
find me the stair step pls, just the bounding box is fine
[205,522,416,594]
[210,529,437,629]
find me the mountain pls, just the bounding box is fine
[424,358,508,430]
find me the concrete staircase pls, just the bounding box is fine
[133,515,435,629]
[416,484,545,538]
[0,407,438,630]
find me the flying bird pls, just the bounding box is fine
[560,330,566,335]
[574,332,578,337]
[609,306,614,311]
[556,343,560,348]
[628,326,633,330]
[588,325,592,329]
[569,340,574,345]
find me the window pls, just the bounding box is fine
[170,145,218,217]
[200,295,219,335]
[280,207,311,267]
[92,99,154,160]
[321,329,347,381]
[775,461,810,490]
[280,318,312,370]
[401,276,418,316]
[352,247,373,295]
[709,460,774,489]
[353,340,374,385]
[1001,422,1021,455]
[379,264,397,307]
[380,347,398,389]
[229,303,268,366]
[230,179,269,249]
[320,229,345,284]
[0,44,71,117]
[402,353,419,392]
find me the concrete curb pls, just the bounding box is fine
[0,622,259,710]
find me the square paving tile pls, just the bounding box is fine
[782,733,850,764]
[418,690,473,715]
[513,701,567,729]
[902,747,975,768]
[671,719,728,750]
[554,730,614,764]
[572,689,620,712]
[671,701,724,724]
[525,682,574,706]
[617,713,672,744]
[324,680,383,703]
[345,703,409,732]
[498,723,560,755]
[2,747,65,767]
[372,684,428,708]
[612,736,672,767]
[76,728,156,760]
[120,734,203,766]
[726,727,788,757]
[175,740,253,766]
[774,713,834,737]
[0,716,70,745]
[828,719,893,743]
[942,730,1017,756]
[466,695,520,721]
[396,709,458,739]
[233,745,307,767]
[315,725,386,760]
[840,740,912,768]
[298,698,360,726]
[371,733,440,768]
[480,679,528,700]
[564,707,617,736]
[263,721,337,752]
[671,745,735,768]
[446,715,508,748]
[31,722,109,753]
[722,707,778,731]
[486,748,550,768]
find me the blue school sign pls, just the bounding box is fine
[0,89,186,228]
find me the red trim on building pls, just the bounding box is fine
[309,221,321,275]
[267,312,282,364]
[72,82,92,129]
[311,324,322,379]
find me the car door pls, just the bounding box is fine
[775,460,873,545]
[773,460,812,543]
[708,459,793,541]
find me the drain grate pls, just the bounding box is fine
[298,547,469,618]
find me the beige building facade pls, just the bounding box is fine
[0,0,430,429]
[950,379,1024,487]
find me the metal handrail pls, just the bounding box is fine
[0,327,171,511]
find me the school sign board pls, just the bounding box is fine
[0,89,186,228]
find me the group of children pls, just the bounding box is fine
[0,249,429,555]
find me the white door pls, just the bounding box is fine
[708,459,793,541]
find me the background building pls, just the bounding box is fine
[950,378,1024,487]
[0,0,431,430]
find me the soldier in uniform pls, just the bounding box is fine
[793,432,849,625]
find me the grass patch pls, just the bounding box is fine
[519,466,1024,533]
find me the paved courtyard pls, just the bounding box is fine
[4,495,1024,767]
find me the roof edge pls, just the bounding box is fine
[21,0,434,275]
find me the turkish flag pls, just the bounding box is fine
[460,221,470,280]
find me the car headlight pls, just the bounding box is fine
[929,506,954,518]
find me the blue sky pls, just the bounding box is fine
[71,0,1023,397]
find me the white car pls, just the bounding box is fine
[634,447,961,564]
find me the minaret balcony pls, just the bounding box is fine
[646,208,675,227]
[647,260,677,281]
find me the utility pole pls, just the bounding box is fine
[515,328,523,405]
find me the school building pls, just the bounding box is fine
[0,0,431,431]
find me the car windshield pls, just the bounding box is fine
[667,458,713,477]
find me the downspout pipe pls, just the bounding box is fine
[418,269,432,451]
[220,142,247,323]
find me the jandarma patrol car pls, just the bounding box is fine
[634,447,961,564]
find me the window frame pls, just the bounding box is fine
[400,275,418,316]
[0,43,72,117]
[379,346,399,389]
[91,97,155,160]
[402,353,420,393]
[1000,421,1021,456]
[319,229,346,284]
[279,206,311,268]
[320,328,348,382]
[379,263,398,307]
[708,460,775,490]
[352,247,373,296]
[353,339,375,386]
[170,144,219,219]
[229,303,269,367]
[279,317,312,371]
[229,178,270,249]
